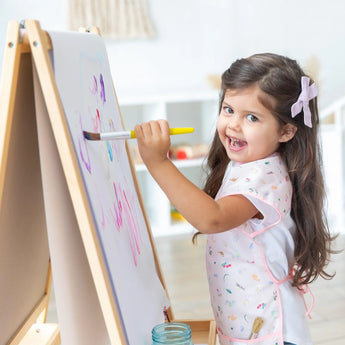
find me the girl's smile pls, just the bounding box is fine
[217,85,294,163]
[228,136,247,151]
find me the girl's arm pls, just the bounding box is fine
[135,120,258,234]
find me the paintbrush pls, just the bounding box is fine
[83,127,194,141]
[249,317,264,339]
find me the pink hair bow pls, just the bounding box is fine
[291,76,318,128]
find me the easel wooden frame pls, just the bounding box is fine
[0,20,216,345]
[0,20,59,345]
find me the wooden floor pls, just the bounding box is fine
[154,232,345,345]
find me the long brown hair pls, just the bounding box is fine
[197,53,336,287]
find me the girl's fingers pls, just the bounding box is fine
[148,120,167,137]
[157,119,170,136]
[134,124,144,138]
[141,121,154,138]
[148,120,160,136]
[135,120,171,167]
[138,120,169,139]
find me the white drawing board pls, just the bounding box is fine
[46,30,169,344]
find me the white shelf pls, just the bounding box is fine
[135,157,206,172]
[120,89,218,237]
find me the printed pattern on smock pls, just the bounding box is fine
[206,154,293,345]
[216,153,292,234]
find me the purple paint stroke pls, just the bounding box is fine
[99,74,106,104]
[90,75,98,95]
[79,140,91,173]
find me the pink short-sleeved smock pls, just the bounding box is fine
[206,153,313,345]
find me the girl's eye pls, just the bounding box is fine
[247,114,258,122]
[224,106,233,114]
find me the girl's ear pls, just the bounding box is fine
[279,124,297,143]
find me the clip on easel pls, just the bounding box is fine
[0,20,216,345]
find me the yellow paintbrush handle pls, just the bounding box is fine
[169,127,194,135]
[129,127,194,139]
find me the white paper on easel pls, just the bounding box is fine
[48,30,169,345]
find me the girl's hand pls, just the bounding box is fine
[134,120,171,169]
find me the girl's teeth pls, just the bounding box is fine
[231,138,239,146]
[230,138,245,147]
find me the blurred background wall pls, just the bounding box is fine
[0,0,344,233]
[1,0,345,108]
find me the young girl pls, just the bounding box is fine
[134,53,335,345]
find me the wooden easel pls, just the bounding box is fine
[0,21,60,345]
[0,20,216,345]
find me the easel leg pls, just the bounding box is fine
[0,20,60,345]
[0,21,22,208]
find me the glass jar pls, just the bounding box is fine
[152,322,193,345]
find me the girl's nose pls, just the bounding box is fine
[227,113,241,131]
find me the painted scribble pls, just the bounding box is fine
[122,189,142,258]
[107,140,113,162]
[112,182,123,231]
[90,75,98,95]
[89,86,112,163]
[110,182,143,266]
[108,118,121,163]
[78,114,91,173]
[92,108,102,132]
[51,34,169,345]
[81,70,143,266]
[100,73,106,104]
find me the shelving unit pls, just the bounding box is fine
[118,87,219,236]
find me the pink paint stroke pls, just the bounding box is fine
[92,108,102,132]
[121,188,142,266]
[111,182,143,266]
[112,182,123,231]
[123,190,142,253]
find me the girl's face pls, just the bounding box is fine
[217,85,292,163]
